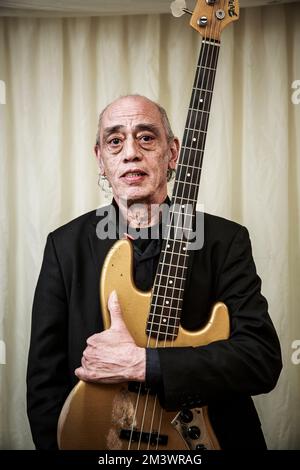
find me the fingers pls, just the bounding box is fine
[107,290,126,330]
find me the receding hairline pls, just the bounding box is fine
[95,94,174,146]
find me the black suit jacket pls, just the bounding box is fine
[27,207,282,449]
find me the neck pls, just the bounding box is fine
[116,194,167,228]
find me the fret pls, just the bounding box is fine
[182,127,206,151]
[171,181,200,200]
[156,268,188,283]
[147,323,179,334]
[162,238,192,250]
[171,196,198,204]
[153,304,181,310]
[152,281,187,295]
[157,253,189,269]
[148,314,180,323]
[188,107,209,115]
[146,329,177,340]
[177,163,203,182]
[171,195,198,202]
[161,250,190,257]
[196,65,216,71]
[147,323,179,333]
[151,296,183,310]
[162,219,195,238]
[156,267,188,281]
[184,127,207,134]
[193,86,212,93]
[158,252,189,269]
[191,61,216,92]
[151,288,185,301]
[155,273,186,282]
[163,227,193,243]
[163,235,195,242]
[165,209,194,218]
[171,178,201,186]
[152,286,186,300]
[190,88,213,113]
[181,145,204,152]
[165,213,195,225]
[157,262,188,270]
[177,162,202,170]
[149,37,221,331]
[186,108,209,134]
[174,174,202,185]
[147,312,181,324]
[148,313,181,321]
[198,41,220,65]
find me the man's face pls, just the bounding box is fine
[95,96,178,206]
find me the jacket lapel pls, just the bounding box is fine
[88,205,118,280]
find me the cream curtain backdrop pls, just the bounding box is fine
[0,4,299,449]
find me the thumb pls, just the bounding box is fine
[107,290,126,330]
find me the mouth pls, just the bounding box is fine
[121,169,148,183]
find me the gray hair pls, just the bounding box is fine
[95,94,175,147]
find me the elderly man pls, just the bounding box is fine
[27,95,282,450]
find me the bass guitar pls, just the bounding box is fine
[58,0,239,450]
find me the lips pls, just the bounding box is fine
[121,169,148,178]
[120,168,148,184]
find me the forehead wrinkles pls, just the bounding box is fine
[103,101,162,127]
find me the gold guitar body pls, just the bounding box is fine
[58,240,230,450]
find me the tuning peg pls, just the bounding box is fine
[170,0,192,18]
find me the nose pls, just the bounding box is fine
[123,136,142,162]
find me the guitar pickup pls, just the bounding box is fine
[119,429,168,446]
[128,381,155,395]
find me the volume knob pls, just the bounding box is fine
[179,409,193,423]
[188,425,201,440]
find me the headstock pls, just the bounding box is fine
[171,0,239,40]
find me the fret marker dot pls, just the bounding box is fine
[163,318,167,323]
[182,205,185,209]
[183,246,186,251]
[193,138,196,142]
[200,99,204,103]
[187,173,191,177]
[166,301,169,305]
[167,244,170,248]
[169,280,173,284]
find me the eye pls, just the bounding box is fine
[109,137,122,146]
[139,134,155,144]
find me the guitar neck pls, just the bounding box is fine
[172,38,220,208]
[146,39,220,342]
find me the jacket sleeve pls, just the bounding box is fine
[157,226,282,411]
[27,234,70,449]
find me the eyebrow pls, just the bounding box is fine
[102,123,161,140]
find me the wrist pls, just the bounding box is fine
[130,346,146,382]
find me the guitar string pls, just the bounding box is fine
[147,5,222,450]
[145,3,223,449]
[154,2,223,350]
[153,2,224,448]
[127,2,223,450]
[159,2,223,356]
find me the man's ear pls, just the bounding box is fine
[168,137,180,170]
[94,144,105,176]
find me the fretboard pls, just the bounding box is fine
[146,39,220,343]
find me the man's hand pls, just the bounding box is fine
[75,290,146,384]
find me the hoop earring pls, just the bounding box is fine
[97,174,111,198]
[167,168,175,182]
